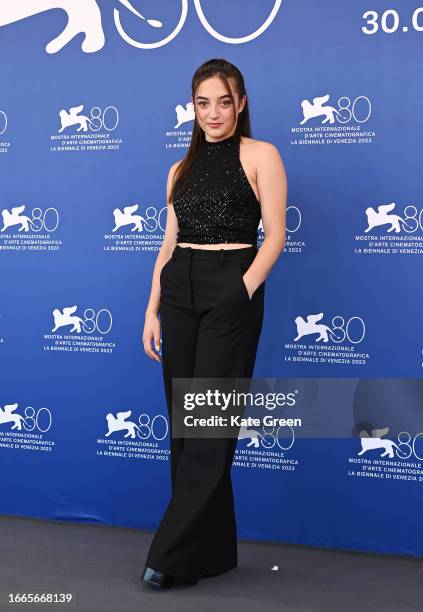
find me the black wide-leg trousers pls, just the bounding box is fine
[145,244,265,583]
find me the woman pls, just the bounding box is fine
[141,58,287,588]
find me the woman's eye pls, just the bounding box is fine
[197,100,231,108]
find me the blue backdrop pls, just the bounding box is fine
[1,1,422,557]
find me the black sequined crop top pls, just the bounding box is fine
[172,131,261,245]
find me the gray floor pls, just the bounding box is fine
[0,515,422,612]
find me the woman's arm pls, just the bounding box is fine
[142,160,181,361]
[243,142,287,298]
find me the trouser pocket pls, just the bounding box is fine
[159,257,174,287]
[238,259,254,303]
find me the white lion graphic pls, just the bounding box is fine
[174,102,195,129]
[294,313,342,343]
[1,205,32,232]
[0,0,164,54]
[357,426,405,459]
[364,203,414,234]
[112,205,154,232]
[0,403,26,430]
[105,411,145,439]
[58,105,91,132]
[0,0,105,54]
[237,425,266,448]
[300,94,344,125]
[52,306,84,333]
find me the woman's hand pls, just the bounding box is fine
[143,310,162,362]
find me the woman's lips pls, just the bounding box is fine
[208,123,223,128]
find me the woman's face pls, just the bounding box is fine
[193,76,246,142]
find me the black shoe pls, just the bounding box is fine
[141,566,174,588]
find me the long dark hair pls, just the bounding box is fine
[169,58,252,204]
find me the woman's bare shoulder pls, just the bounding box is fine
[240,136,279,152]
[166,159,184,203]
[240,136,282,161]
[169,158,184,173]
